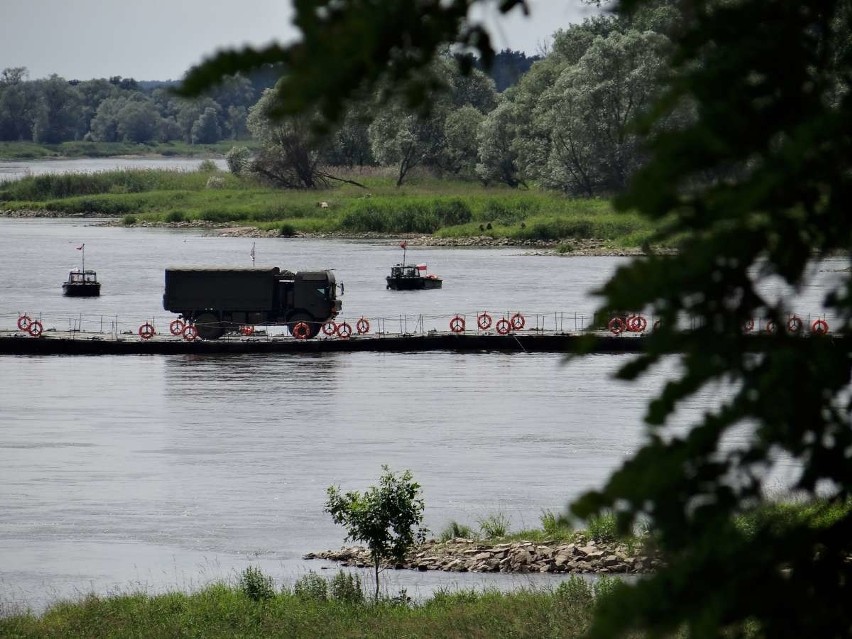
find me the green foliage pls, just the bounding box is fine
[329,571,364,604]
[555,575,594,609]
[438,520,476,542]
[585,512,617,544]
[197,158,219,172]
[540,510,573,537]
[278,222,297,237]
[325,465,426,599]
[477,512,510,539]
[121,214,137,225]
[238,566,275,602]
[293,571,328,601]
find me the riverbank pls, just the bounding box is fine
[306,537,660,575]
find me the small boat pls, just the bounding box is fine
[62,244,101,297]
[386,241,442,290]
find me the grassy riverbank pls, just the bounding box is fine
[0,164,664,252]
[0,574,613,639]
[0,140,250,160]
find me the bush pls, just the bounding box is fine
[164,210,186,223]
[278,222,297,237]
[556,575,594,608]
[239,566,275,602]
[121,215,137,225]
[225,146,251,175]
[439,520,476,542]
[478,512,510,539]
[293,571,328,601]
[586,512,617,543]
[540,510,572,536]
[434,199,472,226]
[329,571,364,603]
[197,159,219,172]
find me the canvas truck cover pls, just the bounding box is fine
[163,267,280,312]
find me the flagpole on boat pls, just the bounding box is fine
[250,242,256,266]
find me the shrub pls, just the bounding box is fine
[556,575,594,608]
[478,512,510,539]
[593,575,622,602]
[439,520,476,542]
[239,566,275,602]
[586,512,617,543]
[293,571,328,601]
[164,210,186,223]
[197,159,219,172]
[540,510,572,536]
[434,199,472,226]
[278,222,297,237]
[329,570,364,603]
[121,215,137,225]
[225,146,251,175]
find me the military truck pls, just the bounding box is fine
[163,267,341,340]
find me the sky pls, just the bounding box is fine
[0,1,604,82]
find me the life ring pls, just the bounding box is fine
[17,314,31,331]
[477,312,492,330]
[169,319,185,336]
[292,322,311,340]
[27,320,43,337]
[495,318,511,335]
[765,320,777,334]
[627,315,647,332]
[336,322,352,339]
[812,319,829,335]
[240,325,254,336]
[322,321,337,336]
[608,317,626,335]
[742,318,754,333]
[182,324,198,341]
[449,315,466,333]
[356,317,370,334]
[786,316,803,334]
[138,322,155,340]
[510,313,525,330]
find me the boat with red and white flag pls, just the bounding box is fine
[386,241,443,290]
[62,243,101,297]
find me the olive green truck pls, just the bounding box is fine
[163,267,342,340]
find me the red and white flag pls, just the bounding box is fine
[417,264,427,271]
[399,241,407,249]
[76,243,85,250]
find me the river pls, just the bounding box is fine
[0,203,842,615]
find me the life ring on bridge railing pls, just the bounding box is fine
[495,318,511,335]
[811,318,829,335]
[608,317,626,335]
[292,322,311,340]
[17,314,31,331]
[27,320,43,337]
[477,312,492,330]
[239,325,254,336]
[336,322,352,339]
[182,324,198,341]
[169,319,185,336]
[449,315,466,333]
[356,317,370,334]
[627,315,647,332]
[322,321,337,336]
[786,316,803,334]
[742,318,754,333]
[510,312,525,330]
[138,322,155,340]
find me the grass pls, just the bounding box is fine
[0,166,667,248]
[0,140,258,161]
[0,577,607,639]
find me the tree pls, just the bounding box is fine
[325,466,426,600]
[368,106,447,186]
[441,105,485,178]
[191,106,222,144]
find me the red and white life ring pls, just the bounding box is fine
[786,316,803,334]
[322,321,337,336]
[608,317,626,335]
[627,315,647,332]
[811,318,829,335]
[765,320,778,334]
[742,318,754,333]
[138,322,155,340]
[495,318,511,335]
[239,325,254,336]
[292,322,311,340]
[449,315,466,333]
[169,319,185,336]
[477,312,492,330]
[510,313,525,330]
[356,317,370,334]
[27,320,43,337]
[336,322,352,339]
[17,314,31,331]
[182,324,198,341]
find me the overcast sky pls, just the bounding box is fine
[0,1,603,82]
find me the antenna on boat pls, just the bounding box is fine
[76,243,85,271]
[399,240,407,264]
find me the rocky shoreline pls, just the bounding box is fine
[305,537,661,575]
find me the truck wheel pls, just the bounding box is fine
[195,313,224,340]
[288,314,317,339]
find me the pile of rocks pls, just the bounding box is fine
[305,538,661,575]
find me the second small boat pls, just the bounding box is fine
[386,241,442,290]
